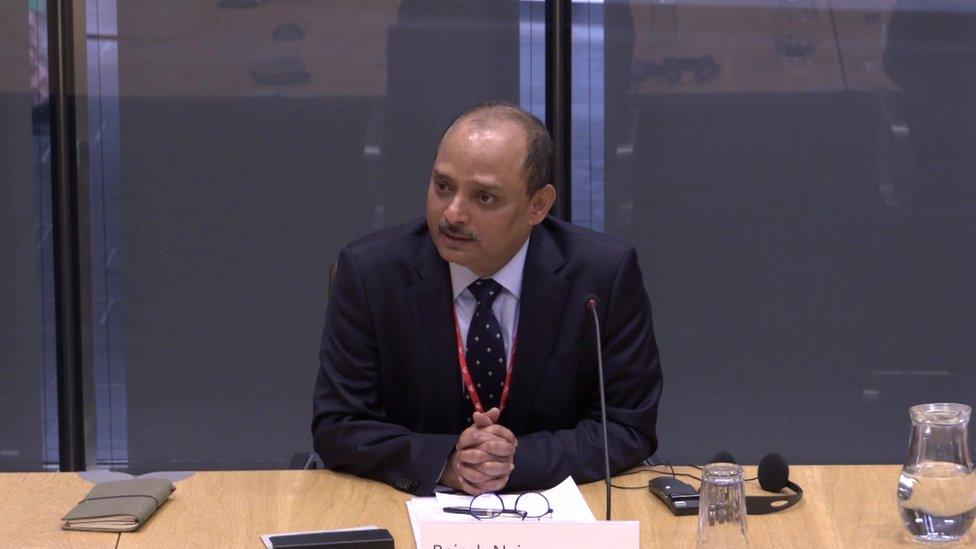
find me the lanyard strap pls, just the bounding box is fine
[453,309,517,413]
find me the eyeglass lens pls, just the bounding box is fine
[514,492,552,519]
[469,493,505,520]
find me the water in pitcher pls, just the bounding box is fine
[898,460,976,542]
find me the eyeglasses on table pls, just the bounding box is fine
[443,491,554,521]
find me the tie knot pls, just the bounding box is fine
[468,278,502,309]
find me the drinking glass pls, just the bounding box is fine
[698,462,748,548]
[898,403,976,543]
[774,0,820,65]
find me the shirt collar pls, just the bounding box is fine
[449,237,530,301]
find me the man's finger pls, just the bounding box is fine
[457,427,505,450]
[456,473,484,496]
[457,446,514,465]
[456,424,489,449]
[459,464,507,486]
[452,462,489,495]
[459,427,510,449]
[474,438,517,458]
[465,459,513,478]
[469,431,518,454]
[485,407,501,423]
[466,473,510,494]
[456,448,496,465]
[479,424,517,445]
[472,411,494,428]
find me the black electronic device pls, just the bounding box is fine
[267,527,393,548]
[649,452,804,516]
[648,476,699,516]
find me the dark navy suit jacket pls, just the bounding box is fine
[312,217,663,495]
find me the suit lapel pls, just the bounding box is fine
[503,224,569,435]
[407,238,467,429]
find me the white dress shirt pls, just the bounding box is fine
[449,237,529,368]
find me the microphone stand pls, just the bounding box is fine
[586,298,611,521]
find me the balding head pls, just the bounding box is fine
[441,101,553,195]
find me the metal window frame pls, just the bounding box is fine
[547,0,573,221]
[47,0,94,472]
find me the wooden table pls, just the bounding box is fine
[629,1,846,95]
[0,466,947,547]
[117,0,399,98]
[627,0,901,95]
[0,472,119,548]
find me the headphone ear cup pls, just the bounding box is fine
[745,452,803,515]
[757,452,790,492]
[710,451,736,465]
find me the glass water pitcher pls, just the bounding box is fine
[897,403,976,543]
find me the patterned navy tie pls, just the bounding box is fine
[466,278,505,410]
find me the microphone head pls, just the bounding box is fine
[758,452,790,492]
[710,451,737,465]
[584,294,599,310]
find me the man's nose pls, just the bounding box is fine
[445,195,469,224]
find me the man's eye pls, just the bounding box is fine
[478,193,495,204]
[435,181,450,192]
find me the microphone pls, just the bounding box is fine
[584,294,611,521]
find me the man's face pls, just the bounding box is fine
[426,120,554,277]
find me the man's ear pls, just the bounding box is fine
[528,184,556,225]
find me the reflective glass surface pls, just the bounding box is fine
[0,0,58,471]
[30,0,972,471]
[83,0,530,471]
[589,0,976,463]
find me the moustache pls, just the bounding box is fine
[438,220,477,241]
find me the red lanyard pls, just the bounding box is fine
[453,309,517,413]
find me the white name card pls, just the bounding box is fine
[418,520,639,549]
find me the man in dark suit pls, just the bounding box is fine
[312,101,663,495]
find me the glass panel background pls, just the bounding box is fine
[595,0,976,464]
[33,0,971,471]
[0,0,58,471]
[87,0,527,471]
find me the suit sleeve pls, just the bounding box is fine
[506,247,663,490]
[311,246,456,495]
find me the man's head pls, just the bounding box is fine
[426,101,556,277]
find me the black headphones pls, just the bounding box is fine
[711,451,804,515]
[648,451,804,516]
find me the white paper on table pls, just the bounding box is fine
[406,476,596,546]
[433,476,596,522]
